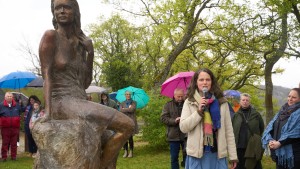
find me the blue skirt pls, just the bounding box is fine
[185,152,228,169]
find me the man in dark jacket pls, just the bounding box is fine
[0,92,21,161]
[161,88,186,169]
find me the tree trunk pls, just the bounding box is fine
[264,66,274,124]
[264,12,288,124]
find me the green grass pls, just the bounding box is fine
[117,145,170,169]
[0,153,33,169]
[0,145,276,169]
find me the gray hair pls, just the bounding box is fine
[174,88,184,95]
[240,93,251,100]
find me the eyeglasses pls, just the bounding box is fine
[125,94,131,96]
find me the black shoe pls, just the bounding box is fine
[1,158,7,162]
[11,158,16,161]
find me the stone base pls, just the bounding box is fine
[32,119,116,169]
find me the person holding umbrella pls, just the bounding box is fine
[179,68,238,169]
[119,91,138,158]
[161,88,187,169]
[0,92,22,161]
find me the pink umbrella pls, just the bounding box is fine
[161,71,195,98]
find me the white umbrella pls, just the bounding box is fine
[85,86,107,94]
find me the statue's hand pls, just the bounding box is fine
[83,39,93,55]
[79,35,93,55]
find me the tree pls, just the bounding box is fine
[99,0,299,126]
[89,15,143,91]
[17,39,41,76]
[103,0,230,86]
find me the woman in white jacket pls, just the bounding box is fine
[180,68,238,169]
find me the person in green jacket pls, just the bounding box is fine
[232,93,264,169]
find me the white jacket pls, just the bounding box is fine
[179,98,238,161]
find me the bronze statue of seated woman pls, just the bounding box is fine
[32,0,134,168]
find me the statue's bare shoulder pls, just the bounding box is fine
[39,30,57,59]
[39,30,57,50]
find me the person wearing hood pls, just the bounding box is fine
[161,88,187,169]
[99,92,118,110]
[0,92,22,161]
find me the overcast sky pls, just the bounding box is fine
[0,0,299,89]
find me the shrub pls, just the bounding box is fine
[139,92,170,149]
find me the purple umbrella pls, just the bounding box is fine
[161,71,194,98]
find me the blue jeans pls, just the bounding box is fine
[170,141,186,169]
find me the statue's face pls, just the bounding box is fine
[53,0,74,25]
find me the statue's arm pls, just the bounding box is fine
[39,30,56,119]
[81,35,94,89]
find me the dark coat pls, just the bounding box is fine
[244,133,264,168]
[232,106,265,145]
[161,100,186,141]
[100,99,118,110]
[232,106,265,169]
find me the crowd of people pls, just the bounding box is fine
[1,0,299,167]
[160,68,300,169]
[0,93,44,161]
[0,89,138,162]
[1,69,300,169]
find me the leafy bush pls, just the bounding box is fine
[139,92,170,149]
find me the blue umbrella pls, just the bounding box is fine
[224,90,241,99]
[116,86,149,109]
[0,71,37,91]
[109,92,118,102]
